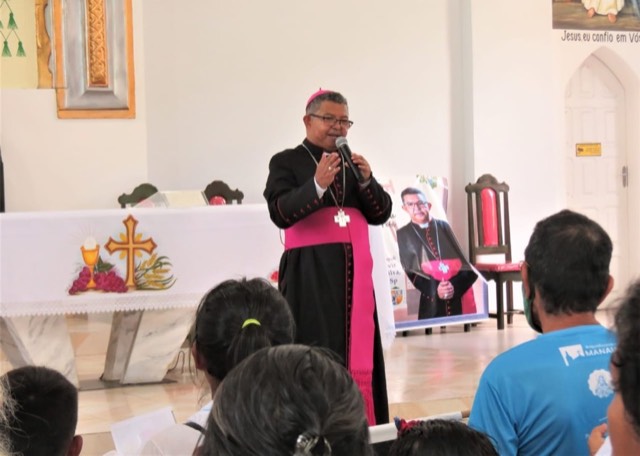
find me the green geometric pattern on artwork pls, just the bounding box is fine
[0,3,26,57]
[8,12,16,30]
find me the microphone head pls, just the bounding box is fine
[335,136,348,148]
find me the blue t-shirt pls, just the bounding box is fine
[469,325,615,456]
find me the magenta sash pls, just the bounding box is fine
[284,207,376,424]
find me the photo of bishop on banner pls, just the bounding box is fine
[381,176,488,331]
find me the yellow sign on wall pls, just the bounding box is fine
[576,143,602,157]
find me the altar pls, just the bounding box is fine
[0,204,394,387]
[0,205,285,386]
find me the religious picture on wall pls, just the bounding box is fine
[0,0,38,88]
[552,0,640,31]
[379,176,488,332]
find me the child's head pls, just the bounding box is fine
[1,366,83,456]
[192,277,295,387]
[201,345,373,456]
[389,418,497,456]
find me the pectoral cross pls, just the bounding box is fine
[334,209,350,227]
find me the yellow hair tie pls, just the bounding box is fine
[242,318,261,329]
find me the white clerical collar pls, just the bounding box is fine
[418,222,429,229]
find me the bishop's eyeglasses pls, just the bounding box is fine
[309,114,354,129]
[404,201,429,209]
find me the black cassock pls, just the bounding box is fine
[264,138,392,423]
[397,220,478,319]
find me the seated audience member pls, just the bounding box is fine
[588,280,640,456]
[468,210,617,456]
[141,277,295,455]
[0,365,82,456]
[388,418,497,456]
[200,344,372,456]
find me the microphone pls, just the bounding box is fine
[335,137,365,183]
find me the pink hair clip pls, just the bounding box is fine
[394,417,421,436]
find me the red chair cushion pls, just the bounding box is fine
[474,262,522,273]
[209,196,227,205]
[481,188,498,247]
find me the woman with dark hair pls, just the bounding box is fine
[589,280,640,456]
[389,418,497,456]
[142,277,295,455]
[200,344,373,456]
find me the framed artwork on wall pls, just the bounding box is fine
[50,0,136,119]
[552,0,640,30]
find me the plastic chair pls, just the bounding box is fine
[203,180,244,205]
[465,174,522,330]
[117,183,158,208]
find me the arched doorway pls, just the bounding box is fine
[565,53,630,304]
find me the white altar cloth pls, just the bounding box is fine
[0,205,283,316]
[0,204,395,384]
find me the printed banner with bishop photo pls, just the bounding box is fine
[379,175,489,331]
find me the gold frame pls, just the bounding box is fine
[36,0,53,88]
[52,0,135,119]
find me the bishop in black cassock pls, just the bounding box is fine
[263,90,392,424]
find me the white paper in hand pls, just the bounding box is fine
[110,406,176,455]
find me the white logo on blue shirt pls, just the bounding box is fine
[559,344,585,366]
[559,343,615,366]
[588,369,613,398]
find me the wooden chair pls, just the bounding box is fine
[465,174,522,330]
[203,180,244,205]
[117,183,158,208]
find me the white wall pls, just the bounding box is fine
[143,0,455,206]
[0,1,149,211]
[552,43,640,277]
[1,0,638,282]
[470,0,640,306]
[470,1,563,263]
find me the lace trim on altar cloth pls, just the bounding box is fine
[0,292,204,317]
